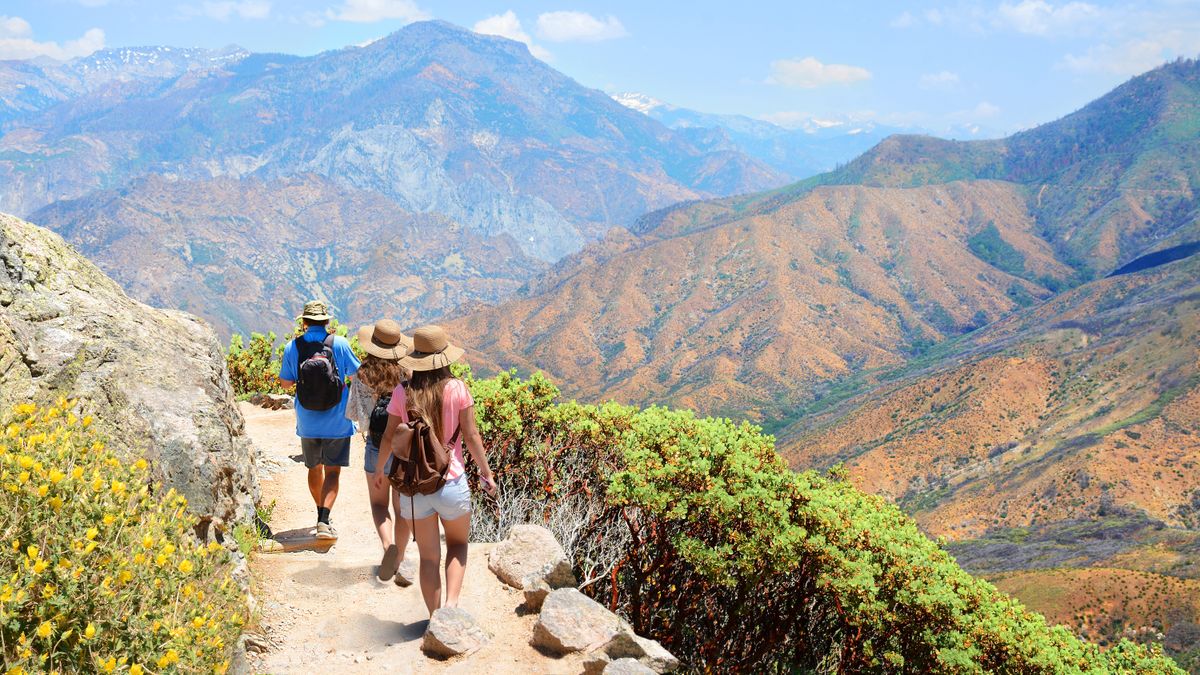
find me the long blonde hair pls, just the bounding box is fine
[406,366,454,442]
[357,354,406,397]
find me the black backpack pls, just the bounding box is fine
[294,335,343,411]
[368,392,392,447]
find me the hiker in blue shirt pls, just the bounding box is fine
[278,300,361,540]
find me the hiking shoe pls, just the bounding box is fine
[315,522,337,540]
[379,544,400,581]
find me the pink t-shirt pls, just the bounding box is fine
[387,379,474,480]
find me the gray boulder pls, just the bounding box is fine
[422,607,490,657]
[531,588,622,654]
[605,659,656,675]
[582,651,612,675]
[601,629,679,673]
[488,524,576,597]
[0,213,258,526]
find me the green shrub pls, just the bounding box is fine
[0,400,248,674]
[225,321,363,398]
[467,370,1182,673]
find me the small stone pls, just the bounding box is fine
[488,524,576,591]
[522,578,552,611]
[583,651,612,675]
[605,658,656,674]
[423,607,490,657]
[531,588,622,654]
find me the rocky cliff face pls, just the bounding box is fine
[0,213,257,525]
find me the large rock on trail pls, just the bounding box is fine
[531,588,624,654]
[422,607,491,657]
[0,213,258,526]
[488,523,577,607]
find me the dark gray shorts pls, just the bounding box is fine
[300,437,351,468]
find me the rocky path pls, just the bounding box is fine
[239,403,587,674]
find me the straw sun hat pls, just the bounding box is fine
[398,325,464,371]
[356,319,413,361]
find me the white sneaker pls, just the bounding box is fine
[315,522,337,540]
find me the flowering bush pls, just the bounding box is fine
[0,400,248,674]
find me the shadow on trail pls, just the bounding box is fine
[260,527,336,554]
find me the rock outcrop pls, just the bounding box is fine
[0,213,258,526]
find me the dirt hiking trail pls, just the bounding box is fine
[240,403,588,674]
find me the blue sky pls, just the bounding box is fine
[3,0,1198,136]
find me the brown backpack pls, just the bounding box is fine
[387,409,460,497]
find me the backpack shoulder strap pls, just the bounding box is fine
[323,334,341,377]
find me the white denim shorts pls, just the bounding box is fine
[396,475,471,521]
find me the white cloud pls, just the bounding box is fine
[0,16,32,38]
[995,0,1100,36]
[473,11,552,61]
[766,57,871,89]
[200,1,271,21]
[535,11,627,42]
[0,17,104,60]
[1062,29,1197,75]
[890,11,916,28]
[329,0,430,23]
[919,70,961,90]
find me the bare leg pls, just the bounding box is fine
[366,471,394,550]
[413,515,443,616]
[441,514,470,608]
[392,489,412,559]
[320,466,341,510]
[306,466,323,507]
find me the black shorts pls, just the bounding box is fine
[300,437,351,468]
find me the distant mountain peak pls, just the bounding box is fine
[611,92,666,114]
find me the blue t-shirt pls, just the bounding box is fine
[279,326,361,439]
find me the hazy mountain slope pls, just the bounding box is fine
[783,250,1200,537]
[450,179,1073,421]
[802,58,1200,275]
[29,174,542,337]
[0,21,787,261]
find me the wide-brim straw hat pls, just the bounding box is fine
[356,319,413,361]
[297,300,332,322]
[398,325,464,371]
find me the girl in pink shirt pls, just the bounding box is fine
[374,325,496,616]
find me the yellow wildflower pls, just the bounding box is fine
[100,657,115,673]
[16,471,29,484]
[103,513,115,525]
[83,541,97,555]
[129,666,143,675]
[16,455,33,469]
[118,570,132,584]
[157,648,180,668]
[25,545,38,560]
[192,616,205,629]
[179,559,195,574]
[47,468,64,484]
[41,583,56,598]
[31,559,47,574]
[83,623,96,640]
[35,620,52,639]
[35,484,48,498]
[48,496,62,511]
[86,527,99,540]
[71,466,83,480]
[134,458,148,471]
[82,416,93,427]
[155,553,168,567]
[142,535,155,549]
